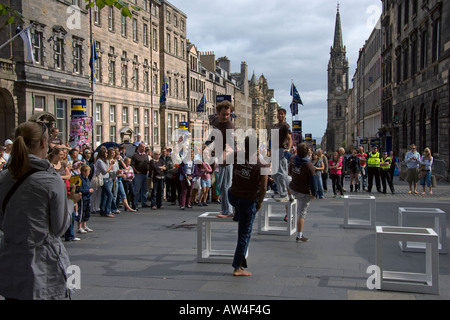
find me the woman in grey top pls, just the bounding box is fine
[0,121,80,300]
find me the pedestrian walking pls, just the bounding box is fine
[286,143,317,242]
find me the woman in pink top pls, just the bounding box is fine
[197,161,213,206]
[329,152,344,197]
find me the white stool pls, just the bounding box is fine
[376,226,439,295]
[258,198,297,236]
[398,207,446,254]
[343,195,376,229]
[197,212,236,263]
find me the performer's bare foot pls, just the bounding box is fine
[233,268,252,276]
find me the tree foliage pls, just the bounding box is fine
[84,0,141,18]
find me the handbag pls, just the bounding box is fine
[92,172,103,188]
[418,165,426,179]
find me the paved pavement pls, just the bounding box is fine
[61,176,450,301]
[2,177,449,304]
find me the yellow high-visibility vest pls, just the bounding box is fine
[368,152,381,167]
[381,157,391,170]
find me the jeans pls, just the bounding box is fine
[273,149,290,196]
[314,175,324,198]
[228,191,256,270]
[217,165,233,215]
[179,179,193,207]
[100,178,113,215]
[133,174,148,207]
[151,178,165,208]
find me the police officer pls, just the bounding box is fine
[380,151,395,194]
[367,145,381,193]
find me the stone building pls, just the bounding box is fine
[0,0,266,149]
[0,0,92,143]
[249,72,277,133]
[381,0,449,178]
[324,6,349,153]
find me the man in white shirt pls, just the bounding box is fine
[404,144,421,194]
[3,139,13,162]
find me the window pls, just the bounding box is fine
[121,15,127,37]
[121,52,128,88]
[94,4,100,25]
[335,104,342,118]
[168,113,172,143]
[122,106,129,124]
[132,18,138,42]
[95,103,102,122]
[411,36,418,75]
[420,29,428,69]
[55,38,64,70]
[56,99,67,140]
[152,28,158,50]
[108,7,114,31]
[109,105,116,122]
[143,23,148,46]
[404,0,409,26]
[34,95,45,111]
[143,70,149,93]
[32,31,43,65]
[110,126,116,142]
[153,110,159,145]
[73,42,82,74]
[144,109,149,125]
[134,108,139,124]
[166,33,171,53]
[174,37,178,56]
[94,41,102,82]
[432,19,441,62]
[403,46,409,81]
[96,125,102,147]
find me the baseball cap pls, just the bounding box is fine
[5,139,13,145]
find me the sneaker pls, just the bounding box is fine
[197,202,203,206]
[296,236,309,242]
[202,202,208,206]
[84,227,94,232]
[77,228,87,234]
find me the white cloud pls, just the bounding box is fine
[169,0,381,138]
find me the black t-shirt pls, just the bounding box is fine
[229,157,269,202]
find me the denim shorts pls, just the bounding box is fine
[201,178,211,188]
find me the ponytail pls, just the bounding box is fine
[9,135,30,179]
[8,121,46,179]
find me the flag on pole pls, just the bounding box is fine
[290,83,303,116]
[160,75,168,103]
[89,37,98,82]
[19,26,34,64]
[196,94,206,113]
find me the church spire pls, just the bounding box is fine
[333,2,343,50]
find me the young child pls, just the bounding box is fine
[78,164,94,234]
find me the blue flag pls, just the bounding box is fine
[89,38,98,82]
[290,84,303,105]
[290,83,303,116]
[196,94,206,113]
[160,75,168,103]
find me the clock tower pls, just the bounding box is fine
[324,4,349,153]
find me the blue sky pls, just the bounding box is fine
[169,0,381,138]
